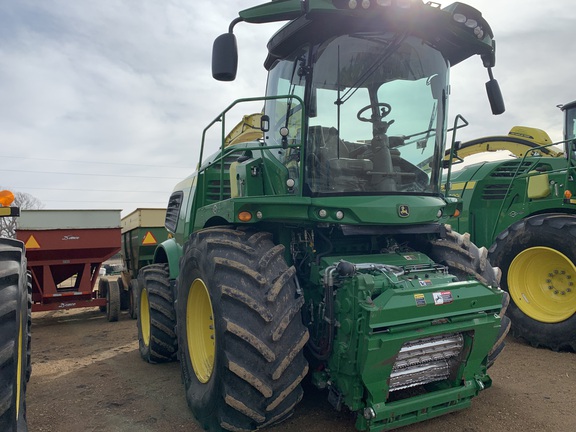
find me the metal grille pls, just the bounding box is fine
[165,191,183,233]
[389,333,464,392]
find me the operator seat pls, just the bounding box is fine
[306,126,372,193]
[306,126,346,192]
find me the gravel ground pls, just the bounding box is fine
[26,308,576,432]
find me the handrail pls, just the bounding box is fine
[192,95,306,225]
[490,138,574,241]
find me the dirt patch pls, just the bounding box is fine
[27,308,575,432]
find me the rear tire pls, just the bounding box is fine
[0,239,30,432]
[489,214,576,351]
[137,264,177,363]
[177,227,309,432]
[421,226,511,366]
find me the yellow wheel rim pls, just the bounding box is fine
[140,288,151,347]
[16,312,23,419]
[186,278,215,383]
[508,246,576,323]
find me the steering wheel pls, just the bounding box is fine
[357,103,392,123]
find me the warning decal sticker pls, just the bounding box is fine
[432,291,453,305]
[142,231,158,245]
[414,293,426,307]
[25,235,41,249]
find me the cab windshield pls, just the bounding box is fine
[265,32,449,196]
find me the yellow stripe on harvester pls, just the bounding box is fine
[449,181,477,191]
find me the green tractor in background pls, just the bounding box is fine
[135,1,512,431]
[0,190,31,431]
[444,101,576,351]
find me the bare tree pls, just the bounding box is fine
[0,189,44,238]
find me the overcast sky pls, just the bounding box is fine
[1,1,574,217]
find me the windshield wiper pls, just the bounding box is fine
[335,31,408,106]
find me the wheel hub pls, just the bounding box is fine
[186,278,216,383]
[140,288,151,346]
[508,246,576,323]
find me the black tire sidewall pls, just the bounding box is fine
[105,280,120,322]
[136,264,176,362]
[98,278,108,313]
[0,242,29,431]
[15,257,29,431]
[177,245,223,429]
[118,277,129,311]
[128,279,138,319]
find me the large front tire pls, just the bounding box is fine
[177,227,309,432]
[421,226,511,366]
[137,264,177,363]
[489,214,576,351]
[0,239,30,432]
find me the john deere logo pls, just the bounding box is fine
[398,205,410,218]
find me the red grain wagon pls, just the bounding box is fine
[16,210,122,320]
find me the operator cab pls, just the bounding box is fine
[212,1,505,200]
[264,29,445,196]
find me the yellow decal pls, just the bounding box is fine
[142,231,157,245]
[25,235,41,249]
[414,293,426,307]
[450,181,476,191]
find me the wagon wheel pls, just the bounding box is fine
[128,279,139,320]
[106,279,120,322]
[98,278,108,313]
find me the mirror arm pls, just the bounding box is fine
[228,17,243,33]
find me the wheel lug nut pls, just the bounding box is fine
[549,273,554,277]
[546,279,552,283]
[561,291,566,296]
[554,290,559,295]
[554,269,559,274]
[568,288,573,293]
[548,285,554,290]
[561,270,566,275]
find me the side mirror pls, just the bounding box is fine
[485,64,505,115]
[486,76,505,115]
[212,33,238,81]
[260,115,270,132]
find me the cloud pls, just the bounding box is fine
[0,1,573,214]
